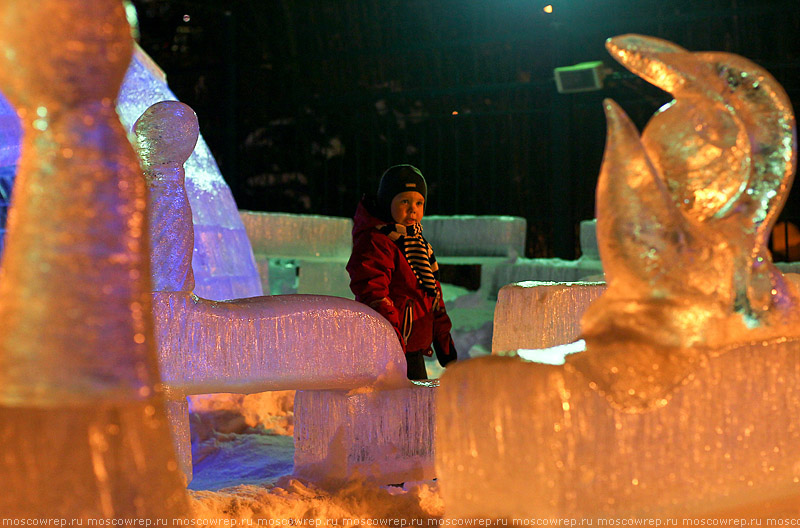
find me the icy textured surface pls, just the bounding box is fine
[0,0,187,515]
[0,91,20,169]
[437,35,800,519]
[485,257,604,297]
[294,382,437,485]
[575,35,800,411]
[296,260,353,298]
[133,101,199,293]
[422,215,526,257]
[154,291,407,394]
[118,47,262,301]
[240,212,353,297]
[240,211,352,259]
[437,339,800,518]
[579,219,599,259]
[492,281,605,353]
[0,46,262,300]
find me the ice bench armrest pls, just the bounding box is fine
[154,291,408,394]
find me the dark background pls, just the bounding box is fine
[129,0,800,259]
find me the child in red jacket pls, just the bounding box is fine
[347,164,458,380]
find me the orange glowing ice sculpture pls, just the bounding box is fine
[572,35,800,411]
[0,0,188,517]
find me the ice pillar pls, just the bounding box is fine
[133,100,199,294]
[0,0,188,517]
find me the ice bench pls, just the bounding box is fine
[239,211,354,298]
[239,211,531,299]
[134,103,436,486]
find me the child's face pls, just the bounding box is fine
[390,191,425,226]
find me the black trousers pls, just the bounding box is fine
[405,349,429,380]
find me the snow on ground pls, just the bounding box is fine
[182,283,493,520]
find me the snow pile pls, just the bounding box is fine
[186,390,444,519]
[190,478,443,521]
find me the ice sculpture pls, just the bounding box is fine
[572,34,800,411]
[118,51,262,301]
[0,0,188,517]
[132,101,411,482]
[134,100,199,293]
[436,35,800,518]
[239,211,354,297]
[422,215,526,258]
[0,40,262,300]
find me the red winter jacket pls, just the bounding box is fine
[346,198,456,366]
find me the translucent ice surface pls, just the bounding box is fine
[576,35,800,411]
[240,211,353,297]
[118,46,262,301]
[492,281,605,353]
[423,215,526,257]
[133,101,199,293]
[437,339,800,518]
[153,292,407,394]
[436,34,800,519]
[484,258,604,297]
[0,44,262,300]
[240,211,352,259]
[294,381,437,485]
[0,91,20,170]
[0,0,187,516]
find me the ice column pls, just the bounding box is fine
[0,0,188,517]
[132,100,199,483]
[133,101,199,293]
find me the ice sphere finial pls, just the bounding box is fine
[570,35,800,412]
[0,0,188,516]
[133,101,199,293]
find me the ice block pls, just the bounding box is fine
[485,257,604,297]
[422,215,526,258]
[437,339,800,518]
[294,381,437,485]
[153,291,407,394]
[240,211,353,259]
[492,281,605,353]
[240,211,354,297]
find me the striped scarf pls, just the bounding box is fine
[379,222,439,297]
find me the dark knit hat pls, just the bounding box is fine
[376,165,427,220]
